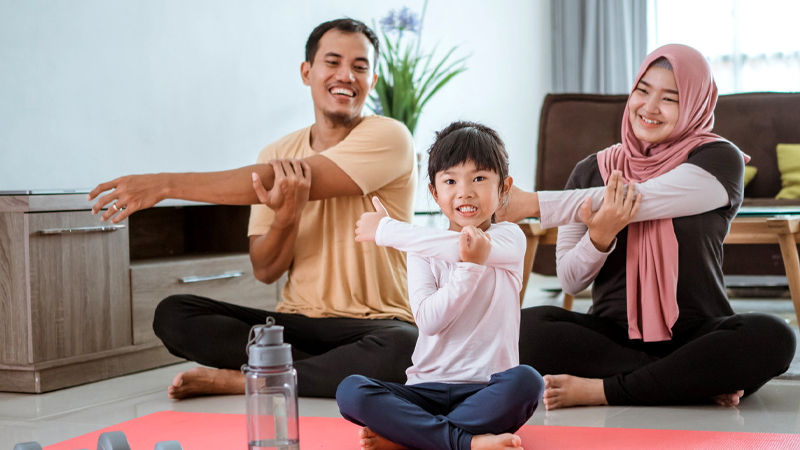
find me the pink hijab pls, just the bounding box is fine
[597,44,744,342]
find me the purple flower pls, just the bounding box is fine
[380,6,421,37]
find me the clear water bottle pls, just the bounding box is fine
[242,317,299,450]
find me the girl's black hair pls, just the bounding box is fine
[427,121,509,188]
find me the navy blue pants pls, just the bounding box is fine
[336,365,544,450]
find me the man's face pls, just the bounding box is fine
[301,30,378,127]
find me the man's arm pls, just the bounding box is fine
[247,160,312,284]
[88,153,361,223]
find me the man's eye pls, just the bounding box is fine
[326,61,338,66]
[355,66,369,72]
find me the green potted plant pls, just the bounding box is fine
[371,1,469,135]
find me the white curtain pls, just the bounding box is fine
[552,0,648,94]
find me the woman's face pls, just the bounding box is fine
[628,66,680,144]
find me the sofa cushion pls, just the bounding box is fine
[776,144,800,199]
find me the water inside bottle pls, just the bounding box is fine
[248,438,300,450]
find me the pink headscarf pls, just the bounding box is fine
[596,44,745,342]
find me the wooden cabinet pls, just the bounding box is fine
[0,194,281,393]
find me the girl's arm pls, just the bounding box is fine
[376,218,526,271]
[407,253,485,336]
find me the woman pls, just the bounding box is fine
[503,44,796,409]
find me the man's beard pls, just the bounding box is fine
[325,110,357,128]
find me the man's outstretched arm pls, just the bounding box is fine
[88,153,361,223]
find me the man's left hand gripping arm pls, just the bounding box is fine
[249,159,312,284]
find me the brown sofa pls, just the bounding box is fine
[532,92,800,276]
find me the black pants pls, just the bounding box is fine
[519,306,796,406]
[152,295,418,398]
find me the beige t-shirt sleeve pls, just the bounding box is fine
[320,116,415,196]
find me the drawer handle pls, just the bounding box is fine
[38,224,127,235]
[180,271,244,284]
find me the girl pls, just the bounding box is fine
[337,121,544,450]
[505,44,796,409]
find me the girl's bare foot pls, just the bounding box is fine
[359,427,406,450]
[713,390,744,407]
[471,433,523,450]
[543,374,608,410]
[168,367,245,399]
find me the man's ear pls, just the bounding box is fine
[428,183,438,201]
[301,61,311,86]
[369,72,378,92]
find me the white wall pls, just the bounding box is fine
[0,0,552,208]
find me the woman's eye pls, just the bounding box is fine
[664,97,678,103]
[637,87,648,94]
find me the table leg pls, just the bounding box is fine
[521,235,540,306]
[777,233,800,326]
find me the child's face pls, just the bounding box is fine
[429,160,511,232]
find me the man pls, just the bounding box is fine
[88,18,418,399]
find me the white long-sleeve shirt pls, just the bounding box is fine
[537,163,729,295]
[375,218,526,385]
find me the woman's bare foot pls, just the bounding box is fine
[471,433,523,450]
[359,427,406,450]
[167,367,245,399]
[543,374,608,410]
[713,390,744,407]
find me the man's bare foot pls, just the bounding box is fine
[713,390,744,407]
[543,374,608,410]
[359,427,405,450]
[167,367,245,400]
[471,433,523,450]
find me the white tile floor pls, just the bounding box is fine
[4,275,800,447]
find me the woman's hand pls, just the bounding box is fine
[355,197,389,242]
[459,226,492,265]
[580,171,641,252]
[252,159,311,229]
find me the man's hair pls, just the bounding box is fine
[427,121,510,189]
[305,19,380,66]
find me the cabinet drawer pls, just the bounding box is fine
[27,211,131,362]
[131,254,282,344]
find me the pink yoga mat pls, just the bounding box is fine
[44,411,800,449]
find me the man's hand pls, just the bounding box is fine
[355,197,389,242]
[252,159,311,228]
[459,226,492,265]
[579,171,641,252]
[88,173,171,223]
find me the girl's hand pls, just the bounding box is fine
[580,171,641,252]
[459,226,492,265]
[355,196,389,242]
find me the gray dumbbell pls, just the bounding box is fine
[154,441,183,450]
[13,443,43,450]
[96,431,131,450]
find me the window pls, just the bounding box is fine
[648,0,800,94]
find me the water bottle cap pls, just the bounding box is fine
[247,317,293,367]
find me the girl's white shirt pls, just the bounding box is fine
[375,218,526,384]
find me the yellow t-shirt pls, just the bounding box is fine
[248,115,417,322]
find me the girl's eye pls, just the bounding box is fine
[474,176,485,182]
[444,179,455,185]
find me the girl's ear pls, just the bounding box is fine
[428,183,438,201]
[500,177,514,203]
